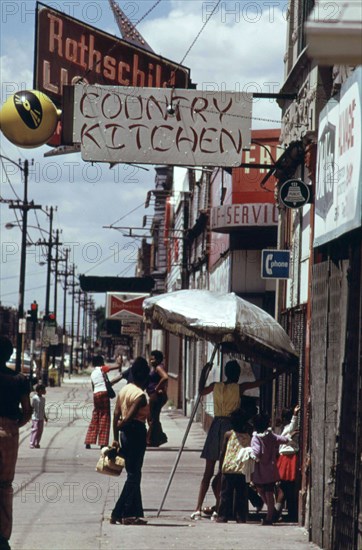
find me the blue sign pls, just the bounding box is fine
[261,250,291,279]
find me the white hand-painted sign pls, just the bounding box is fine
[314,67,361,247]
[72,85,252,166]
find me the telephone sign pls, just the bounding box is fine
[261,250,291,279]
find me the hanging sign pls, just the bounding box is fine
[280,179,311,208]
[34,4,191,107]
[314,67,361,247]
[72,84,253,166]
[261,250,291,279]
[106,292,149,320]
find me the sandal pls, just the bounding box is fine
[211,511,218,521]
[202,506,215,516]
[190,511,202,520]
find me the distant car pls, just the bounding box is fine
[48,354,71,373]
[6,351,38,385]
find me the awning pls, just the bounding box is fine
[79,275,155,293]
[306,0,362,65]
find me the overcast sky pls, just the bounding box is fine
[0,0,288,326]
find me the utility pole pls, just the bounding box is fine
[45,207,54,316]
[6,157,41,373]
[69,264,76,376]
[50,230,64,381]
[59,249,70,380]
[82,292,88,370]
[40,206,54,386]
[53,229,60,320]
[28,300,38,383]
[76,289,82,371]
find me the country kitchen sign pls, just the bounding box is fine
[72,84,253,166]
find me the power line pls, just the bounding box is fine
[0,156,22,201]
[134,0,162,26]
[109,200,153,227]
[1,283,48,297]
[179,0,222,67]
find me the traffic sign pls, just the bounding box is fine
[19,318,27,334]
[261,250,291,279]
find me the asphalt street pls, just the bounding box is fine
[10,374,320,550]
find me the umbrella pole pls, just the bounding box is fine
[157,344,219,517]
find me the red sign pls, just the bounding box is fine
[232,129,282,204]
[209,168,230,269]
[106,293,148,319]
[34,4,191,107]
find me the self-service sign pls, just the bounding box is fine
[261,250,291,279]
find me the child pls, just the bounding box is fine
[216,409,253,523]
[30,384,48,449]
[275,404,300,521]
[251,413,291,525]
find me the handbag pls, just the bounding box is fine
[96,446,125,476]
[102,370,116,399]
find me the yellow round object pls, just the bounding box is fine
[0,90,61,148]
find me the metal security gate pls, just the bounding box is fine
[310,259,349,549]
[333,242,362,550]
[278,306,306,416]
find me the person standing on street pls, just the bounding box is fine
[0,336,32,550]
[275,404,300,521]
[110,357,150,525]
[191,360,275,520]
[146,350,168,447]
[251,413,291,525]
[84,355,122,449]
[216,409,252,523]
[29,384,48,449]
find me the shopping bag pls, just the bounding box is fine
[96,446,125,476]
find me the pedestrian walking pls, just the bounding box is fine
[84,355,122,449]
[29,384,48,449]
[275,404,300,521]
[146,350,168,447]
[110,357,150,525]
[191,360,275,520]
[216,409,253,523]
[0,336,32,550]
[250,413,291,525]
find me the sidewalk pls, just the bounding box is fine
[10,375,318,550]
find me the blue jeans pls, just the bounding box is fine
[112,421,146,519]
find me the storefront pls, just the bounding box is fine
[311,67,361,550]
